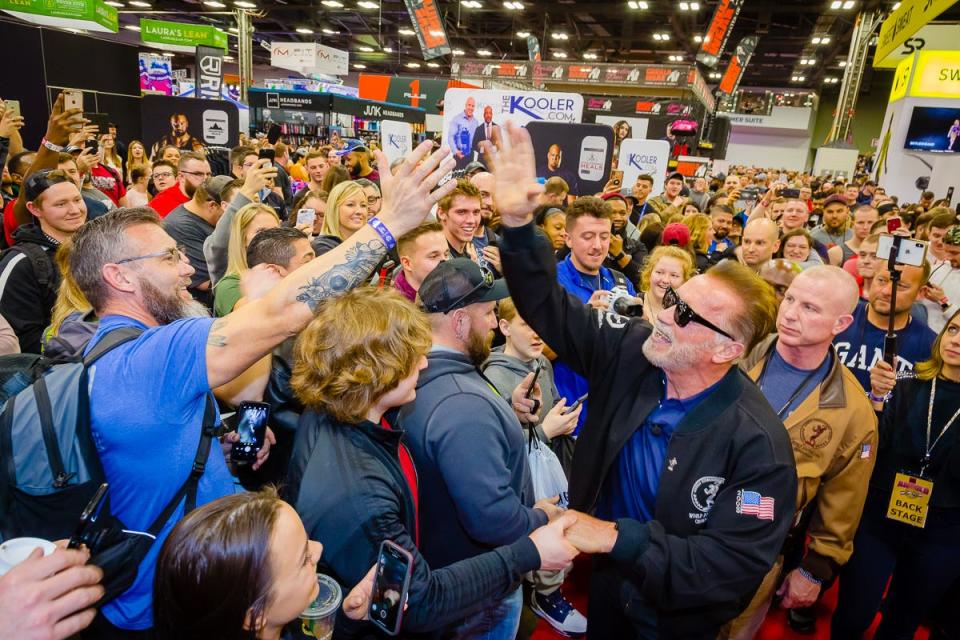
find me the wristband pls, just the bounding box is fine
[797,567,822,585]
[867,389,892,403]
[41,138,65,153]
[367,216,396,250]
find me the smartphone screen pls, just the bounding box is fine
[232,402,269,464]
[296,208,316,227]
[370,541,413,635]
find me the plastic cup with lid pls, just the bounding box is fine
[300,573,342,640]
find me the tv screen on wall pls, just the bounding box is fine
[904,106,960,153]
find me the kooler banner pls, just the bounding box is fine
[402,0,451,60]
[696,0,743,68]
[718,35,758,96]
[381,120,413,165]
[442,88,583,169]
[527,122,614,197]
[141,95,239,157]
[617,139,671,197]
[195,45,223,101]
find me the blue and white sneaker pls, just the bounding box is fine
[531,589,587,637]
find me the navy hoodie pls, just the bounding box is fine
[398,347,548,569]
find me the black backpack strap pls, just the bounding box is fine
[9,243,53,291]
[33,376,74,488]
[145,393,218,536]
[83,326,145,366]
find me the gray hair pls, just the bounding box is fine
[70,207,161,311]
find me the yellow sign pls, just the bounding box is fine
[889,54,915,102]
[909,50,960,98]
[875,23,960,69]
[886,471,933,528]
[874,0,958,68]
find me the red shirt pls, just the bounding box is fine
[89,164,126,206]
[381,417,419,544]
[148,184,190,218]
[3,199,17,247]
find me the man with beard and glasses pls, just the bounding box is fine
[148,152,210,218]
[492,122,797,639]
[399,257,564,640]
[67,139,458,637]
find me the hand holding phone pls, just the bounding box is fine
[231,402,270,465]
[63,90,83,113]
[563,392,588,415]
[68,483,109,550]
[523,363,542,416]
[296,208,316,227]
[369,541,413,635]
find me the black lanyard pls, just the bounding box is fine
[758,351,826,419]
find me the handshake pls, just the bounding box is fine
[528,498,620,571]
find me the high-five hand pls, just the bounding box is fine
[374,141,457,238]
[484,122,544,227]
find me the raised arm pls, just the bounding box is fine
[205,142,456,388]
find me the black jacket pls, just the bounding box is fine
[0,224,60,354]
[499,221,797,638]
[284,411,541,638]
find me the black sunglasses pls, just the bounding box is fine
[662,287,736,342]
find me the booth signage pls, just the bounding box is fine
[0,0,117,32]
[875,23,960,69]
[718,35,758,96]
[314,44,349,76]
[403,0,451,60]
[359,75,475,114]
[696,0,743,68]
[195,45,223,101]
[331,96,425,123]
[452,59,698,92]
[907,49,960,98]
[270,42,317,72]
[141,18,227,50]
[381,120,413,164]
[720,106,812,131]
[889,54,915,102]
[254,90,333,112]
[875,0,958,68]
[617,139,671,196]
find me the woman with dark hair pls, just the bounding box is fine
[831,309,960,639]
[534,204,567,254]
[154,488,334,640]
[284,287,576,638]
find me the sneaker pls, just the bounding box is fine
[530,589,587,637]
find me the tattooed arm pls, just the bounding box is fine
[204,141,457,389]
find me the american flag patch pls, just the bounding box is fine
[736,490,775,521]
[860,443,872,459]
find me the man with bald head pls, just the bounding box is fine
[740,218,780,272]
[725,266,878,639]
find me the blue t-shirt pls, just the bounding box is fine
[85,315,235,630]
[834,300,936,392]
[597,375,717,522]
[758,350,831,419]
[555,257,636,433]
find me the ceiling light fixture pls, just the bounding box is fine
[406,62,421,68]
[477,48,492,56]
[503,1,524,9]
[223,55,235,60]
[383,46,393,52]
[320,0,343,6]
[296,27,314,34]
[358,0,379,7]
[128,0,151,6]
[124,24,141,30]
[427,62,440,67]
[104,0,124,6]
[553,51,567,58]
[322,27,340,34]
[462,0,482,6]
[399,27,415,35]
[652,32,670,41]
[584,52,598,60]
[233,0,256,7]
[354,63,366,68]
[551,32,569,40]
[358,45,374,51]
[627,0,649,8]
[517,31,530,38]
[452,48,465,55]
[839,60,847,67]
[678,1,700,10]
[842,0,855,8]
[693,34,703,43]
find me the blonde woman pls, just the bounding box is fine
[639,245,696,325]
[99,133,124,180]
[213,203,280,317]
[682,212,714,272]
[126,140,149,172]
[43,242,95,358]
[312,180,369,256]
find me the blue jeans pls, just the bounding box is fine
[447,587,522,640]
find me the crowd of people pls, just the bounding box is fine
[0,92,958,640]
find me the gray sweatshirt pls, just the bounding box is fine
[482,347,558,443]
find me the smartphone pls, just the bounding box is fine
[563,392,588,415]
[807,213,821,228]
[296,208,316,227]
[876,233,928,267]
[231,401,270,465]
[85,138,99,154]
[369,541,414,636]
[886,216,903,233]
[609,169,624,189]
[267,123,282,145]
[780,188,800,199]
[258,147,276,162]
[947,186,955,203]
[68,483,109,550]
[4,100,20,119]
[63,89,83,112]
[523,363,542,415]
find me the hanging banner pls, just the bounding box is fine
[875,23,960,69]
[442,87,584,169]
[141,18,227,53]
[381,120,413,164]
[195,45,223,101]
[617,139,671,197]
[0,0,117,32]
[270,42,317,73]
[527,35,541,62]
[402,0,451,60]
[314,43,349,76]
[696,0,744,68]
[874,0,958,68]
[718,35,758,95]
[527,122,614,197]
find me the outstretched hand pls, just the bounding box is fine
[482,122,543,227]
[374,141,457,238]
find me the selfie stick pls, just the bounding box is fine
[883,234,903,367]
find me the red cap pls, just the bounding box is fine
[600,192,627,204]
[661,223,691,247]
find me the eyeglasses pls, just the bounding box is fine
[367,196,381,204]
[429,268,494,314]
[116,245,189,266]
[662,287,736,341]
[180,170,212,179]
[152,172,174,180]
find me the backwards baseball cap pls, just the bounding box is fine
[419,258,509,314]
[665,171,685,184]
[463,161,487,175]
[822,194,850,208]
[336,139,369,156]
[202,175,235,204]
[661,222,691,247]
[23,169,75,202]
